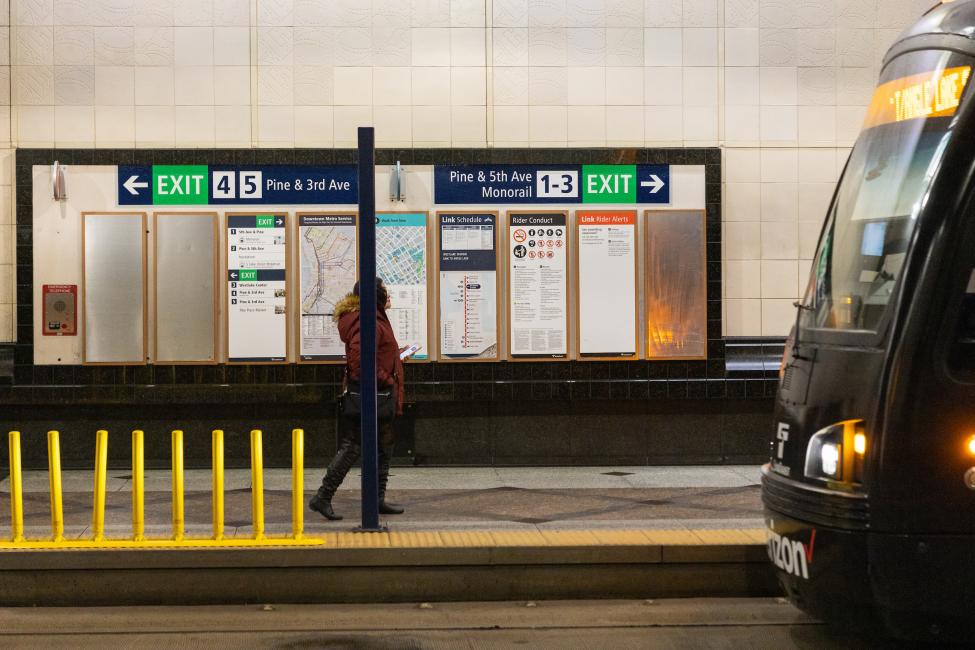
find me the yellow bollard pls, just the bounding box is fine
[47,430,64,543]
[171,429,184,541]
[8,432,24,543]
[92,429,109,542]
[211,429,224,541]
[250,429,264,540]
[291,428,304,539]
[132,430,145,542]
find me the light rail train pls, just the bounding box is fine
[762,0,975,640]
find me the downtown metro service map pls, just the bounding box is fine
[299,214,356,360]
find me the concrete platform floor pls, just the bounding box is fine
[0,599,899,649]
[1,465,763,538]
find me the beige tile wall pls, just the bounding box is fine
[0,0,940,342]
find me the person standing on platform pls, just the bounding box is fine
[309,278,408,520]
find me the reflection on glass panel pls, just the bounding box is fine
[84,214,145,363]
[645,211,707,359]
[155,214,216,362]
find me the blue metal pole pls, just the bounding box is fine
[357,127,380,530]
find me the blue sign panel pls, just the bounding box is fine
[118,165,358,205]
[434,164,671,205]
[439,213,497,271]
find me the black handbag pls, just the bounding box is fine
[341,379,395,421]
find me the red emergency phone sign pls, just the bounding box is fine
[42,284,77,336]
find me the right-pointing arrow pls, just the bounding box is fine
[123,175,148,195]
[640,174,665,194]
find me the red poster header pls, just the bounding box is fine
[577,210,636,226]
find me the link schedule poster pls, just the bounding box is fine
[507,211,568,359]
[377,213,429,360]
[226,213,288,362]
[298,213,356,361]
[576,210,638,359]
[438,212,498,360]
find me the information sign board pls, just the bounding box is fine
[226,213,288,362]
[507,212,568,359]
[434,165,669,205]
[438,212,499,360]
[377,213,429,360]
[576,210,638,359]
[298,213,357,362]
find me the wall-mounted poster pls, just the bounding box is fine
[437,212,499,361]
[82,212,147,364]
[226,213,288,363]
[576,210,638,359]
[377,212,429,360]
[298,212,357,362]
[645,210,707,359]
[507,211,568,360]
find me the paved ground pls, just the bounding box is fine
[0,599,909,649]
[1,466,764,538]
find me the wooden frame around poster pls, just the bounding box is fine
[81,211,149,366]
[434,210,502,363]
[573,209,640,362]
[152,211,220,365]
[505,210,570,362]
[223,211,290,365]
[375,210,433,364]
[294,211,359,365]
[644,209,708,361]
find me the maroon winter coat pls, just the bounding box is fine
[334,294,405,415]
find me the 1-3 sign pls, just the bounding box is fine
[537,171,579,198]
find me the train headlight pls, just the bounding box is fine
[820,443,840,477]
[804,420,866,484]
[805,424,844,481]
[967,435,975,455]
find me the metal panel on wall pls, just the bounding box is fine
[82,212,147,364]
[153,212,218,363]
[644,210,707,360]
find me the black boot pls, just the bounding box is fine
[310,441,361,521]
[378,451,404,515]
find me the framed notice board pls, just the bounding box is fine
[436,211,501,362]
[82,211,148,365]
[376,212,431,362]
[153,212,219,364]
[296,212,357,363]
[225,212,289,363]
[506,210,569,361]
[645,210,707,360]
[575,210,639,360]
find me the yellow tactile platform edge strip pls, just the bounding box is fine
[0,528,766,551]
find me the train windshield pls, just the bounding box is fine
[802,50,972,333]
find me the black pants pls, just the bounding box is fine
[316,414,396,501]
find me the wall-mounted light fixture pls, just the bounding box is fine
[52,161,67,201]
[389,161,406,202]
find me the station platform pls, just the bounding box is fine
[0,466,776,606]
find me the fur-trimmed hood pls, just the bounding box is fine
[333,293,359,322]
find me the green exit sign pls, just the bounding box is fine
[255,215,275,227]
[582,165,636,203]
[152,165,208,204]
[239,270,257,281]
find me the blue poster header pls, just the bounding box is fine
[439,213,497,272]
